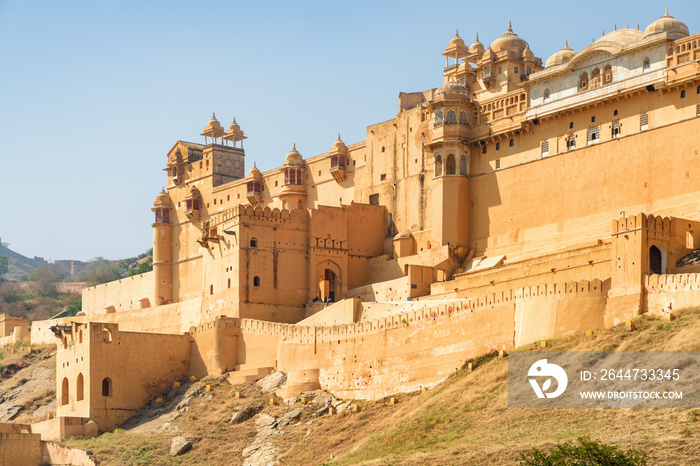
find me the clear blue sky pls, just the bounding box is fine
[1,0,698,262]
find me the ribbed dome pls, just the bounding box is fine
[331,134,347,153]
[645,8,689,40]
[248,163,262,179]
[448,30,466,48]
[154,189,170,207]
[490,22,530,55]
[203,113,223,133]
[545,42,576,68]
[435,80,470,101]
[596,28,644,45]
[469,33,484,55]
[227,118,241,133]
[284,145,304,167]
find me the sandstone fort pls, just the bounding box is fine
[6,9,700,442]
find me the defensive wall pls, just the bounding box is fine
[82,271,154,315]
[234,277,609,399]
[644,272,700,316]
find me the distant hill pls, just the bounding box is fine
[0,240,46,281]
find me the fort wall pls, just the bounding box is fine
[82,271,154,315]
[644,272,700,316]
[237,278,608,399]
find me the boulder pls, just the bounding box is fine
[170,436,192,456]
[257,372,287,394]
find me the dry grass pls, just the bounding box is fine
[65,308,700,465]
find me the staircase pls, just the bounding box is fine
[227,361,276,386]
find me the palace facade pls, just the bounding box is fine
[30,9,700,436]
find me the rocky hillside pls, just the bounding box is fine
[54,307,700,465]
[0,242,46,281]
[0,344,56,424]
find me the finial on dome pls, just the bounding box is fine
[665,6,669,17]
[253,162,257,168]
[614,24,617,31]
[476,32,479,41]
[455,28,459,36]
[293,143,296,150]
[212,112,216,119]
[337,133,341,140]
[507,21,513,33]
[637,23,640,30]
[565,40,569,48]
[626,21,629,29]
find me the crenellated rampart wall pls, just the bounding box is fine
[237,278,609,399]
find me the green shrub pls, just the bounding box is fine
[518,437,648,466]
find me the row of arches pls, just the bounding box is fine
[435,110,469,127]
[435,154,468,176]
[61,375,112,405]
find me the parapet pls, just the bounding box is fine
[612,213,672,235]
[238,278,609,344]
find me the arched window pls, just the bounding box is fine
[435,111,443,127]
[482,145,487,155]
[61,378,69,405]
[543,88,550,101]
[446,154,456,175]
[253,276,260,287]
[435,155,443,176]
[509,138,514,147]
[604,65,613,84]
[460,155,467,175]
[697,85,700,94]
[587,126,600,145]
[591,68,601,87]
[496,142,500,151]
[681,90,686,99]
[566,134,576,150]
[250,238,258,248]
[446,110,457,125]
[102,377,112,397]
[612,121,621,138]
[77,373,84,401]
[643,57,650,71]
[459,111,468,125]
[579,72,588,91]
[614,109,619,116]
[102,329,112,342]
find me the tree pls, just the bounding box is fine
[29,265,60,298]
[518,437,648,466]
[0,255,8,282]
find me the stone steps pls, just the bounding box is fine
[227,366,275,386]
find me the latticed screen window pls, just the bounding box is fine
[541,141,549,157]
[587,126,600,144]
[612,121,621,138]
[495,159,500,170]
[696,105,700,117]
[641,113,649,130]
[567,134,576,150]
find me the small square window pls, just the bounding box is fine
[591,116,596,123]
[380,174,387,181]
[569,122,574,129]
